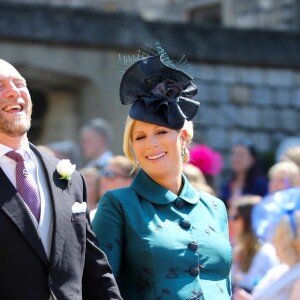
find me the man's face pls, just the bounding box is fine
[80,128,105,160]
[0,59,32,139]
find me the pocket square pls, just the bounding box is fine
[72,202,87,213]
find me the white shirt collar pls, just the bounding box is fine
[0,141,32,159]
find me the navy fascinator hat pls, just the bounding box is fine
[119,53,200,130]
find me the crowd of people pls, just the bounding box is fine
[1,44,300,299]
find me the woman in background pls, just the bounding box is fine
[234,188,300,299]
[229,195,278,293]
[220,139,268,206]
[92,47,232,300]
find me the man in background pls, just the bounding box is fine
[79,117,114,170]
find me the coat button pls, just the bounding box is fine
[188,241,198,251]
[180,219,191,229]
[189,265,200,276]
[175,199,184,209]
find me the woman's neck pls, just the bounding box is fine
[152,173,183,195]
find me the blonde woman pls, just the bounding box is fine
[92,48,232,299]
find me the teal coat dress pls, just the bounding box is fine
[92,169,232,300]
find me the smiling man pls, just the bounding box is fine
[0,59,122,300]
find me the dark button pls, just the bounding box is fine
[188,241,198,251]
[180,219,191,229]
[175,199,184,209]
[189,265,200,276]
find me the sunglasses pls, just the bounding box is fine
[101,169,130,179]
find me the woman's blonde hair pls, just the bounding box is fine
[123,116,194,171]
[268,161,300,185]
[273,211,300,266]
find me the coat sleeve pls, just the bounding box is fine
[92,191,124,279]
[81,175,122,300]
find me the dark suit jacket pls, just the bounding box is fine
[0,144,122,300]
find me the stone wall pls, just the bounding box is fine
[191,63,300,174]
[0,2,300,178]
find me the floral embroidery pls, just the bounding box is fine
[165,266,180,278]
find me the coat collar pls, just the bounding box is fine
[131,169,199,205]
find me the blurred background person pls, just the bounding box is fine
[47,139,81,166]
[183,163,216,196]
[99,155,137,197]
[80,166,100,221]
[90,155,137,221]
[229,195,279,294]
[79,117,114,170]
[280,145,300,187]
[189,143,223,193]
[234,188,300,300]
[275,137,300,163]
[281,145,300,168]
[268,161,300,194]
[220,139,268,206]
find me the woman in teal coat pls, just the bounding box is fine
[92,47,232,300]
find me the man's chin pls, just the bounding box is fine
[0,124,31,137]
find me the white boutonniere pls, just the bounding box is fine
[56,159,76,181]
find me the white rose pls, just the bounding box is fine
[56,159,76,181]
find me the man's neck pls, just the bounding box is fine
[0,133,29,150]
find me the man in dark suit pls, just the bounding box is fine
[0,58,122,299]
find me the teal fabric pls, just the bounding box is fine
[92,169,232,300]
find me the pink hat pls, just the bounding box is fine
[189,144,223,176]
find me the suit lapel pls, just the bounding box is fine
[30,145,73,269]
[0,167,48,265]
[48,170,72,269]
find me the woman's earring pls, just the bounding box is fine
[181,147,186,159]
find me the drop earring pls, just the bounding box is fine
[181,147,186,159]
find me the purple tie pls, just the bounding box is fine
[6,151,41,222]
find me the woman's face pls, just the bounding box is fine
[231,144,255,174]
[131,120,186,180]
